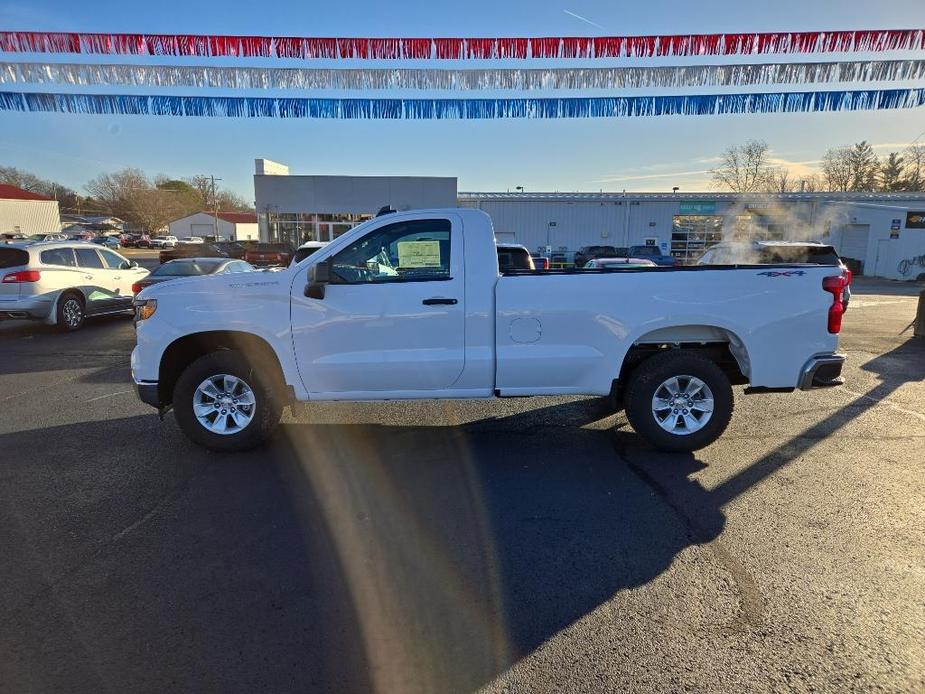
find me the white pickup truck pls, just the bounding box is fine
[131,208,848,453]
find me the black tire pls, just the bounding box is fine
[173,350,282,452]
[623,350,734,453]
[56,292,85,332]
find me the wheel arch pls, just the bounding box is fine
[612,323,751,403]
[158,330,290,407]
[45,288,86,325]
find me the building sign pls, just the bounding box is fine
[906,212,925,228]
[679,201,717,215]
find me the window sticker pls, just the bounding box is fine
[397,240,441,268]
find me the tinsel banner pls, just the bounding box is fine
[1,89,923,119]
[1,29,923,59]
[3,60,925,90]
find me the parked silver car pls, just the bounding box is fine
[0,241,150,331]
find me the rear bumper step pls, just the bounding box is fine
[799,354,846,390]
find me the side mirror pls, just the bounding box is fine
[304,259,331,299]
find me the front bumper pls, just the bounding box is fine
[798,354,846,390]
[135,380,162,408]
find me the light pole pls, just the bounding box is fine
[209,175,222,240]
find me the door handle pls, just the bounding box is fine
[422,298,458,305]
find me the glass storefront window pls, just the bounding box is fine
[264,211,373,246]
[671,215,724,263]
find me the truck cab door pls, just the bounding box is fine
[290,215,465,395]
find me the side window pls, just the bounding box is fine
[98,250,125,269]
[74,248,105,269]
[330,219,451,284]
[40,248,77,267]
[234,261,253,272]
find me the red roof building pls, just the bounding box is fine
[0,184,53,201]
[216,212,258,224]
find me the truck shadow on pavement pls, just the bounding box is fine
[1,339,922,694]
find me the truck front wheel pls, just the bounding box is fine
[623,350,733,453]
[173,351,282,452]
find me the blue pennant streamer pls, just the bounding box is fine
[1,89,923,119]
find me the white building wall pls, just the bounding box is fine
[824,202,925,280]
[461,193,925,278]
[169,212,249,241]
[0,199,61,234]
[233,223,258,241]
[254,175,457,215]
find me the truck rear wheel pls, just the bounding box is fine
[173,351,282,452]
[623,350,733,453]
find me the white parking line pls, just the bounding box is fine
[86,389,134,403]
[838,386,925,423]
[848,299,914,308]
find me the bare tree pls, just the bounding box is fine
[799,174,823,193]
[766,167,795,193]
[903,144,925,191]
[710,140,773,193]
[821,146,853,192]
[0,165,79,208]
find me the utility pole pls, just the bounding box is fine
[210,175,222,240]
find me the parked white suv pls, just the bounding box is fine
[150,236,179,248]
[0,242,150,331]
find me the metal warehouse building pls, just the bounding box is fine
[252,160,925,281]
[459,191,925,281]
[0,184,61,236]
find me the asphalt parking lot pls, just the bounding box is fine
[1,277,923,693]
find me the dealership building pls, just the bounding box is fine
[253,160,925,281]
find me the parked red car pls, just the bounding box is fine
[244,243,294,267]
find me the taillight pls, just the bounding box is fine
[822,275,848,334]
[131,282,143,294]
[2,270,40,283]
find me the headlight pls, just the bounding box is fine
[134,298,157,321]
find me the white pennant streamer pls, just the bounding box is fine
[3,60,924,91]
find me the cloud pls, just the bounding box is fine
[563,9,605,30]
[594,169,712,184]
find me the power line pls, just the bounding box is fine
[910,125,925,146]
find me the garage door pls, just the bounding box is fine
[191,224,214,237]
[839,224,869,261]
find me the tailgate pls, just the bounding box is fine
[0,248,30,299]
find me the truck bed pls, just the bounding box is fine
[494,264,841,394]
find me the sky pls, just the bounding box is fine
[1,0,924,202]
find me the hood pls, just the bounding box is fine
[136,268,291,301]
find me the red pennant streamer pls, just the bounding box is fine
[1,29,922,59]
